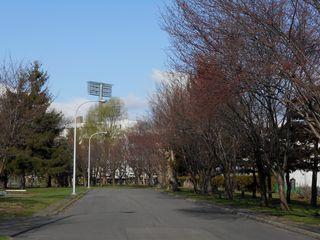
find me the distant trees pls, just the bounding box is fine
[84,98,126,138]
[126,121,160,186]
[76,98,127,186]
[79,116,163,187]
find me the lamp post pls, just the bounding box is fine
[72,100,104,195]
[72,81,112,195]
[88,131,108,188]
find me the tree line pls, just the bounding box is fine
[75,103,160,187]
[0,61,134,189]
[137,0,320,211]
[0,61,161,191]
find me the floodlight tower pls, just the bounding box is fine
[87,81,112,102]
[72,81,112,195]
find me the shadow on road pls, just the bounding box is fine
[0,215,73,238]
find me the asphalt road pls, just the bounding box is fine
[14,188,313,240]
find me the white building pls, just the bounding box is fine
[291,170,320,187]
[61,117,137,137]
[116,119,137,130]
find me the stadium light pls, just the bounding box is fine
[87,81,112,101]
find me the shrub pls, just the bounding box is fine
[211,175,255,192]
[211,175,225,189]
[296,186,312,199]
[236,175,254,192]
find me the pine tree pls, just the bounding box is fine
[1,61,64,189]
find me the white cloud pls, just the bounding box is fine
[151,69,171,83]
[50,97,95,119]
[51,94,147,120]
[151,68,188,85]
[122,93,147,110]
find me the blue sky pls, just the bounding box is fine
[0,0,170,119]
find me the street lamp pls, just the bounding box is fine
[87,131,108,188]
[72,81,112,195]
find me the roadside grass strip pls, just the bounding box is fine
[0,236,10,240]
[0,187,86,219]
[170,188,320,227]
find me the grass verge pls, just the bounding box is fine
[0,187,86,219]
[169,188,320,226]
[0,236,10,240]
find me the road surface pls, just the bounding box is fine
[15,188,313,240]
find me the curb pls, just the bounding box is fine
[53,189,90,215]
[9,189,90,238]
[163,191,320,239]
[207,203,320,240]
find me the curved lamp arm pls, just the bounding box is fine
[72,100,106,195]
[87,131,108,188]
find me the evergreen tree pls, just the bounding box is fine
[0,61,65,189]
[49,137,72,187]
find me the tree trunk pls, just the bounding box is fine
[134,175,139,185]
[112,171,116,186]
[206,174,213,195]
[311,158,318,208]
[4,175,8,189]
[56,175,62,187]
[146,173,151,186]
[199,173,209,195]
[102,176,107,186]
[92,172,97,186]
[275,171,290,210]
[47,174,52,188]
[252,170,257,198]
[19,172,26,189]
[224,173,234,200]
[168,150,178,192]
[0,173,8,189]
[68,175,72,187]
[63,175,68,187]
[267,171,273,201]
[84,177,87,187]
[255,151,268,206]
[285,169,291,204]
[0,177,4,189]
[190,177,199,194]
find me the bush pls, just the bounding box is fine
[178,176,189,186]
[296,186,312,199]
[211,175,224,189]
[211,175,255,192]
[236,175,254,192]
[180,174,257,195]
